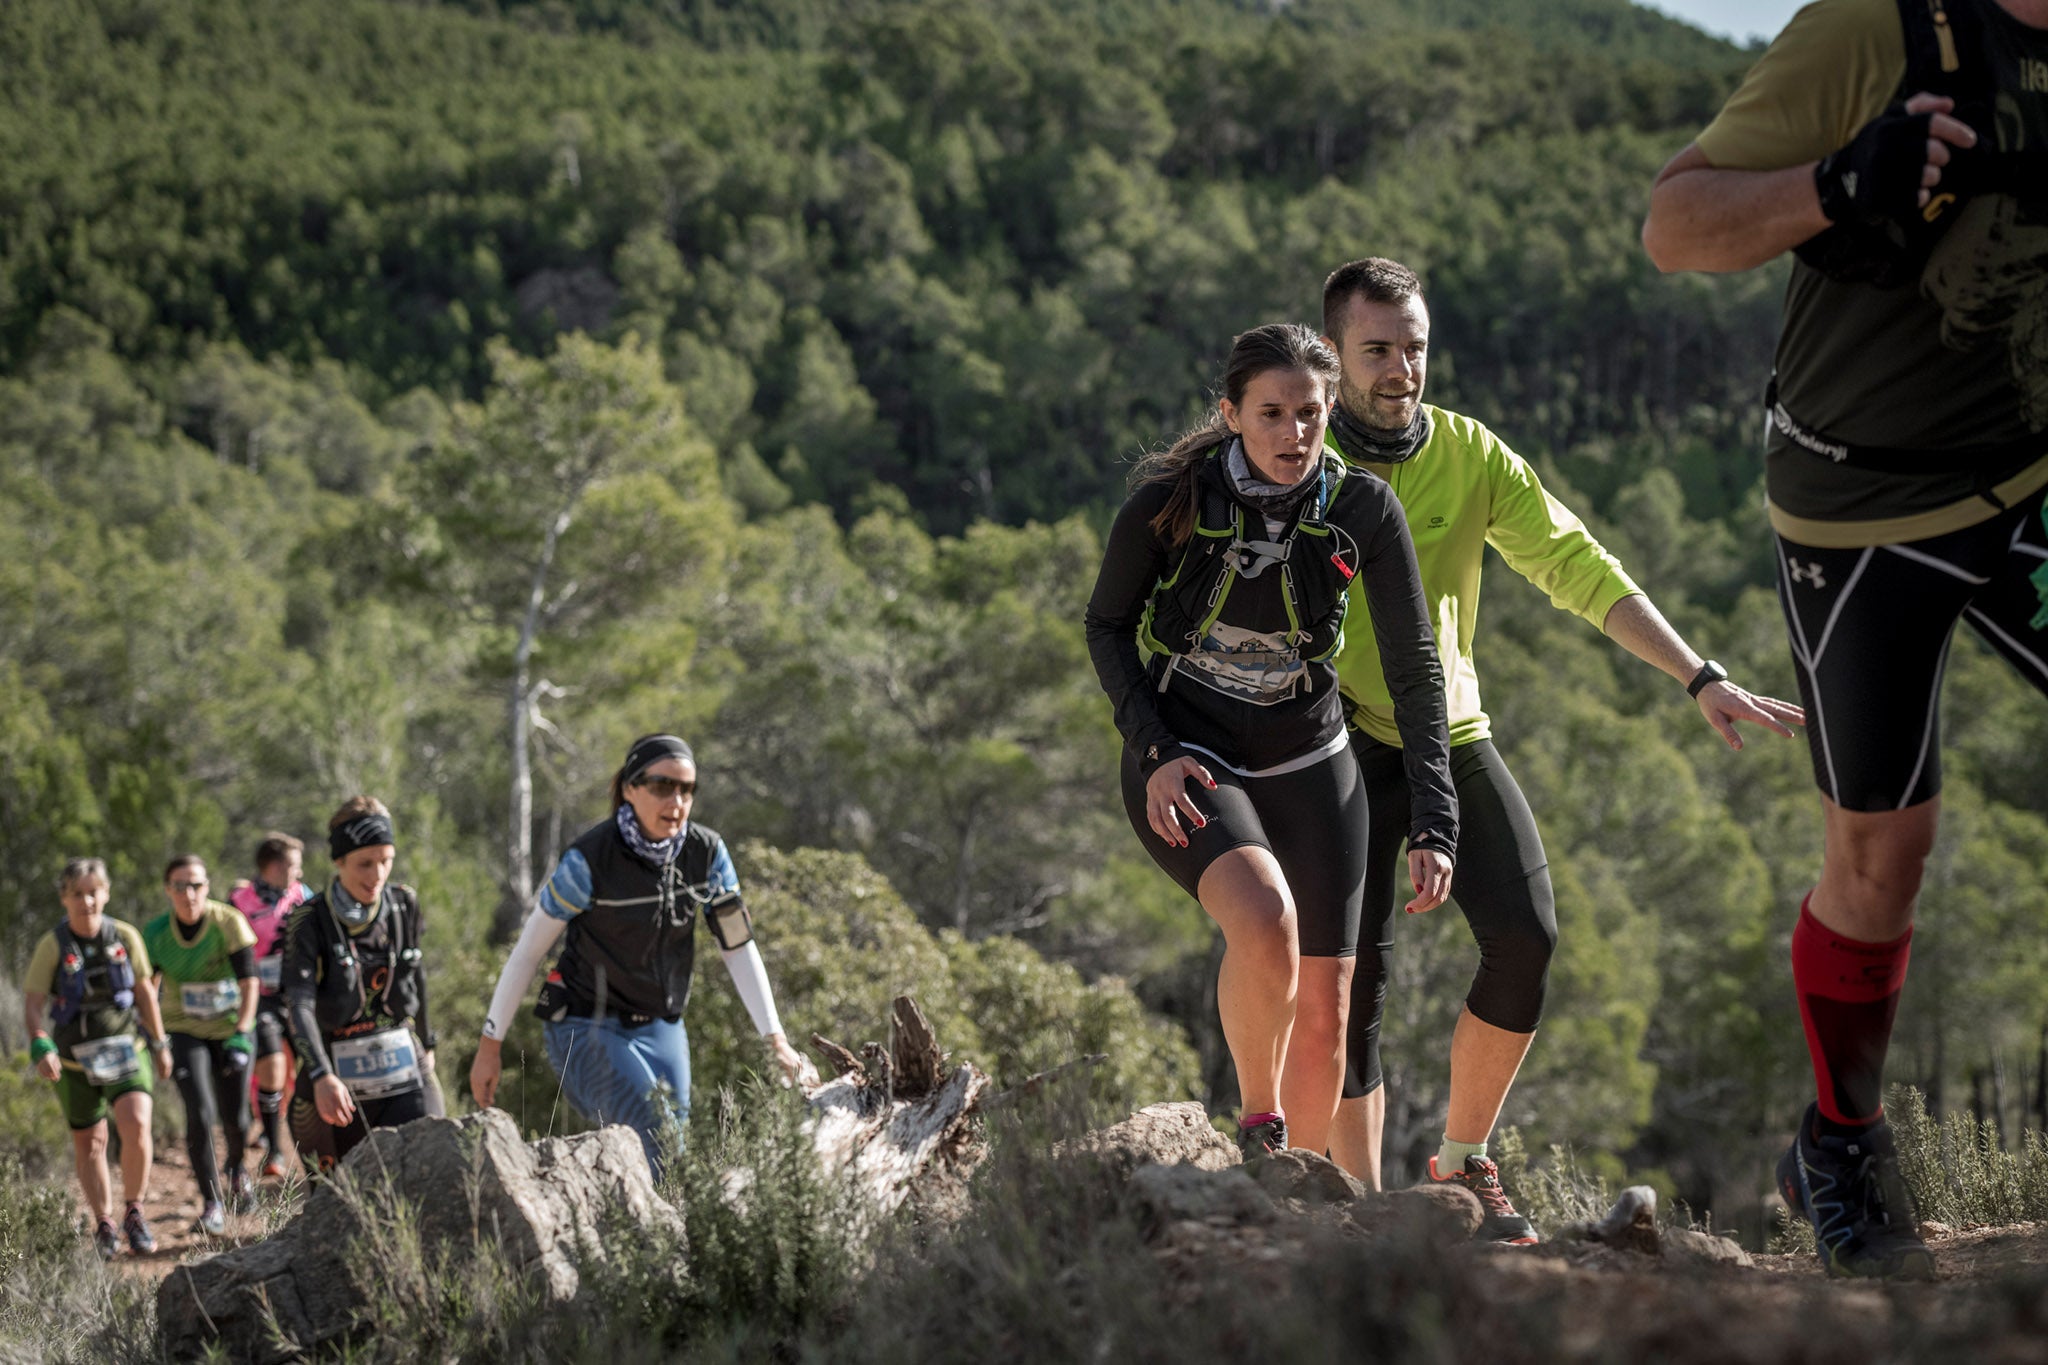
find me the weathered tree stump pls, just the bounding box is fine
[804,994,989,1222]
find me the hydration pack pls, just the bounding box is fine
[1139,449,1356,692]
[48,919,136,1029]
[305,885,425,1038]
[1796,0,2039,287]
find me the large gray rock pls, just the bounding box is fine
[1356,1183,1486,1242]
[156,1109,684,1362]
[1062,1101,1241,1177]
[1130,1163,1276,1234]
[1244,1149,1367,1205]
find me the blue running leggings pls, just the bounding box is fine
[543,1015,691,1171]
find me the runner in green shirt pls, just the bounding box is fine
[23,858,171,1260]
[1301,258,1805,1241]
[143,854,261,1235]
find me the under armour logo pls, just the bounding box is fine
[1841,170,1858,198]
[1789,559,1827,590]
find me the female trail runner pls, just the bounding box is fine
[1085,323,1457,1156]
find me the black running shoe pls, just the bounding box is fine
[122,1203,156,1256]
[1777,1103,1934,1280]
[1236,1113,1288,1159]
[93,1218,119,1262]
[1429,1154,1539,1244]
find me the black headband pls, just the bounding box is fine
[329,813,395,862]
[623,734,694,786]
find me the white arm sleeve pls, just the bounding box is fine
[720,941,784,1038]
[481,908,569,1041]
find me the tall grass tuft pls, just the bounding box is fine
[0,1159,160,1364]
[1492,1127,1617,1232]
[586,1078,871,1357]
[1887,1083,2048,1228]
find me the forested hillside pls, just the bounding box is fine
[4,0,2047,1237]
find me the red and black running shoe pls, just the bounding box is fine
[1237,1112,1288,1159]
[1428,1154,1539,1244]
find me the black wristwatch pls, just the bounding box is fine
[1685,660,1729,698]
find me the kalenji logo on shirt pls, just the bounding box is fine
[1770,400,1850,463]
[1427,515,1448,528]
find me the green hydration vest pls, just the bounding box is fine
[1138,449,1354,693]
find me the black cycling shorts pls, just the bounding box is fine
[1344,736,1556,1099]
[1775,484,2048,812]
[1119,741,1368,958]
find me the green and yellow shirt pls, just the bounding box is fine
[1333,406,1641,748]
[142,901,257,1041]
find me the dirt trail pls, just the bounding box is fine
[95,1129,303,1280]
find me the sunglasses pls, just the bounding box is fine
[636,777,697,800]
[171,879,209,893]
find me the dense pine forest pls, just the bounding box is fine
[5,0,2048,1241]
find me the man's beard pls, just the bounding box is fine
[1338,375,1417,431]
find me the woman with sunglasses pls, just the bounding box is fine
[471,734,809,1170]
[281,796,437,1177]
[142,854,261,1233]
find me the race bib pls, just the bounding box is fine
[330,1027,422,1101]
[72,1034,141,1085]
[257,956,283,993]
[181,979,240,1020]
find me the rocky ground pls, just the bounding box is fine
[99,1099,2048,1363]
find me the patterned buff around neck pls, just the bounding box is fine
[616,804,684,866]
[1329,400,1431,466]
[1223,438,1323,522]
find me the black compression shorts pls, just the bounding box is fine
[254,995,289,1059]
[1119,742,1368,958]
[1344,736,1556,1098]
[290,1070,430,1178]
[1775,484,2048,812]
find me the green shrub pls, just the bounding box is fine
[683,845,1201,1113]
[0,1057,73,1182]
[1888,1083,2048,1228]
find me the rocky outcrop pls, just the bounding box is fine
[1058,1101,1242,1176]
[156,1109,682,1362]
[1246,1148,1367,1205]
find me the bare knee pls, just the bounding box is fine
[1292,983,1348,1055]
[113,1094,151,1139]
[1821,802,1940,922]
[73,1123,107,1161]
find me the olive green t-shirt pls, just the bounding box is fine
[1696,0,2048,547]
[142,901,257,1041]
[23,918,153,1068]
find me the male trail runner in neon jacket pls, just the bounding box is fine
[1301,258,1805,1242]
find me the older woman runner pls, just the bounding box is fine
[1085,323,1457,1157]
[143,854,261,1234]
[282,797,437,1177]
[471,733,809,1171]
[24,858,172,1258]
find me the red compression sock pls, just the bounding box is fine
[1791,894,1912,1127]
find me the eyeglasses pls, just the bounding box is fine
[636,777,697,801]
[171,880,208,893]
